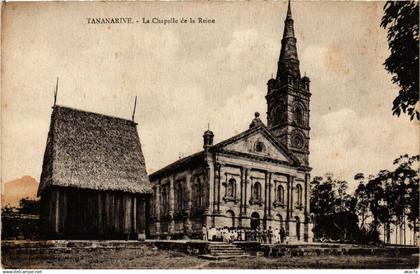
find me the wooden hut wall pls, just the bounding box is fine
[40,187,150,239]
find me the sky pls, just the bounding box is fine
[2,1,418,191]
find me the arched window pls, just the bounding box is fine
[294,105,304,125]
[192,181,197,207]
[296,184,303,207]
[175,182,183,211]
[193,178,202,208]
[277,185,285,204]
[253,182,262,200]
[161,185,169,214]
[195,178,203,207]
[226,178,235,197]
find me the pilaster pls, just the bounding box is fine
[184,170,193,234]
[168,175,175,235]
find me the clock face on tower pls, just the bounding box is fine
[291,132,305,149]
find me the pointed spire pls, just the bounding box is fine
[283,0,295,39]
[276,0,300,81]
[286,0,292,20]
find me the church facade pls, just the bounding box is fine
[149,2,313,243]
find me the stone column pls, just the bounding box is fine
[244,168,249,217]
[154,184,161,237]
[288,176,296,242]
[168,176,175,236]
[204,164,213,228]
[285,175,292,236]
[213,163,221,214]
[304,172,310,242]
[184,171,193,236]
[263,171,268,229]
[217,164,222,213]
[268,172,273,225]
[239,167,244,226]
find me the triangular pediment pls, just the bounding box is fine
[213,126,300,166]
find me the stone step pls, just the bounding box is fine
[209,247,243,250]
[207,242,250,258]
[209,245,241,249]
[209,249,243,253]
[210,249,247,254]
[210,252,247,256]
[210,249,245,253]
[199,254,252,260]
[209,246,243,250]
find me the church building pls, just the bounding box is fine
[149,1,313,243]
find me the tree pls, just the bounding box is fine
[354,174,370,231]
[311,175,360,242]
[381,1,419,120]
[376,170,393,244]
[392,154,419,245]
[366,175,385,236]
[18,198,40,215]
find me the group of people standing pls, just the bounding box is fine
[202,225,288,244]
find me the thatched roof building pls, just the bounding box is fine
[38,105,152,239]
[39,105,151,195]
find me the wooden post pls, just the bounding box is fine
[98,192,103,235]
[133,196,137,235]
[55,189,60,234]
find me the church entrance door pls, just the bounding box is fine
[250,212,260,230]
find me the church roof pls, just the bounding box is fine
[149,151,205,181]
[149,122,301,180]
[212,123,301,166]
[38,105,152,195]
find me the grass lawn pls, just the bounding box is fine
[2,246,418,269]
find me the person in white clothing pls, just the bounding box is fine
[202,225,208,241]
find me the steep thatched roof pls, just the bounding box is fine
[38,105,152,195]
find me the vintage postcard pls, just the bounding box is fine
[1,0,419,270]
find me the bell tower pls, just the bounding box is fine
[266,0,311,166]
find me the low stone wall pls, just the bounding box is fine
[1,240,148,251]
[151,240,210,254]
[1,240,211,256]
[261,243,420,257]
[2,240,418,259]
